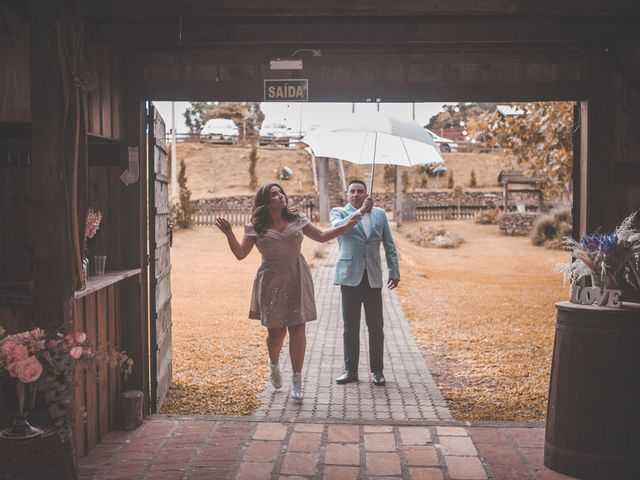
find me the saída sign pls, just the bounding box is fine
[264,79,308,102]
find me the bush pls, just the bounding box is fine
[469,169,477,187]
[477,208,501,225]
[405,226,464,248]
[530,207,572,248]
[248,143,258,189]
[447,170,454,188]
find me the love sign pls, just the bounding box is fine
[570,286,622,308]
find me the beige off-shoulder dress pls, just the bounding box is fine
[244,216,317,328]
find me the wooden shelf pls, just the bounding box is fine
[74,269,141,299]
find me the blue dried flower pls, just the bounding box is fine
[598,234,619,255]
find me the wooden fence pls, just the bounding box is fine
[191,203,316,226]
[415,204,489,221]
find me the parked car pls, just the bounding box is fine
[200,118,239,144]
[426,129,459,153]
[259,122,290,146]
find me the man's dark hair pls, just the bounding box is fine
[347,179,367,192]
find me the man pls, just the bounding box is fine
[331,179,400,386]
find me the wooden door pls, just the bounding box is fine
[148,103,172,412]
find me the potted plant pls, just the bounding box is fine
[545,210,640,479]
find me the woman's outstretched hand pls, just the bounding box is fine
[214,217,232,235]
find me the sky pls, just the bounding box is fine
[153,101,452,134]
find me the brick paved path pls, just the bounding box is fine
[255,244,451,422]
[79,242,575,479]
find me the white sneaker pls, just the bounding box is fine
[291,372,303,403]
[269,362,282,389]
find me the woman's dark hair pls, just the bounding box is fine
[251,183,300,235]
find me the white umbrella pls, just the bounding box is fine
[302,113,443,193]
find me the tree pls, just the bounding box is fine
[401,169,410,192]
[447,170,455,189]
[248,143,259,190]
[473,102,574,202]
[383,165,395,192]
[176,159,193,228]
[469,169,477,188]
[183,102,265,138]
[427,103,497,131]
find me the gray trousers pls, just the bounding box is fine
[340,271,384,374]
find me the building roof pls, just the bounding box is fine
[498,169,539,185]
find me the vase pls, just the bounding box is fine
[0,381,43,440]
[79,239,89,291]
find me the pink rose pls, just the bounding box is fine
[84,348,93,357]
[13,356,43,383]
[0,339,17,363]
[64,334,74,345]
[13,344,28,362]
[69,346,83,359]
[74,332,87,343]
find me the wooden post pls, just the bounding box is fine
[503,182,509,213]
[30,0,74,329]
[120,52,150,414]
[586,50,617,232]
[318,157,330,223]
[394,165,403,225]
[120,390,144,431]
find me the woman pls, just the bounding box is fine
[215,183,362,403]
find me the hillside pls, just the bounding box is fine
[174,142,508,200]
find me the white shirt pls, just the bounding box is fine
[361,212,372,238]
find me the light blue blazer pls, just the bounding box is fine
[331,204,400,288]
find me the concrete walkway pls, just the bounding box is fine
[79,244,575,480]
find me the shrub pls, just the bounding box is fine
[383,165,395,192]
[401,169,410,192]
[174,158,193,229]
[405,226,464,248]
[477,208,501,225]
[248,143,258,189]
[469,169,477,187]
[447,170,454,188]
[530,207,572,248]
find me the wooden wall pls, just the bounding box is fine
[87,45,123,140]
[72,285,121,458]
[0,7,30,122]
[87,167,123,271]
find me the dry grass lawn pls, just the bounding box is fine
[159,225,319,416]
[395,220,567,422]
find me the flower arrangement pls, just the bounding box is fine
[0,325,132,438]
[80,209,103,289]
[556,210,640,306]
[84,208,103,241]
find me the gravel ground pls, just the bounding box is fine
[162,221,567,421]
[394,220,567,422]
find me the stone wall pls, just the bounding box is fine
[498,212,538,236]
[193,194,317,210]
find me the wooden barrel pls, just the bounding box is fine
[544,301,640,479]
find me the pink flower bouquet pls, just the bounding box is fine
[0,326,132,435]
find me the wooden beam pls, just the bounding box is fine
[143,79,587,102]
[119,52,150,414]
[89,17,640,47]
[81,1,640,19]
